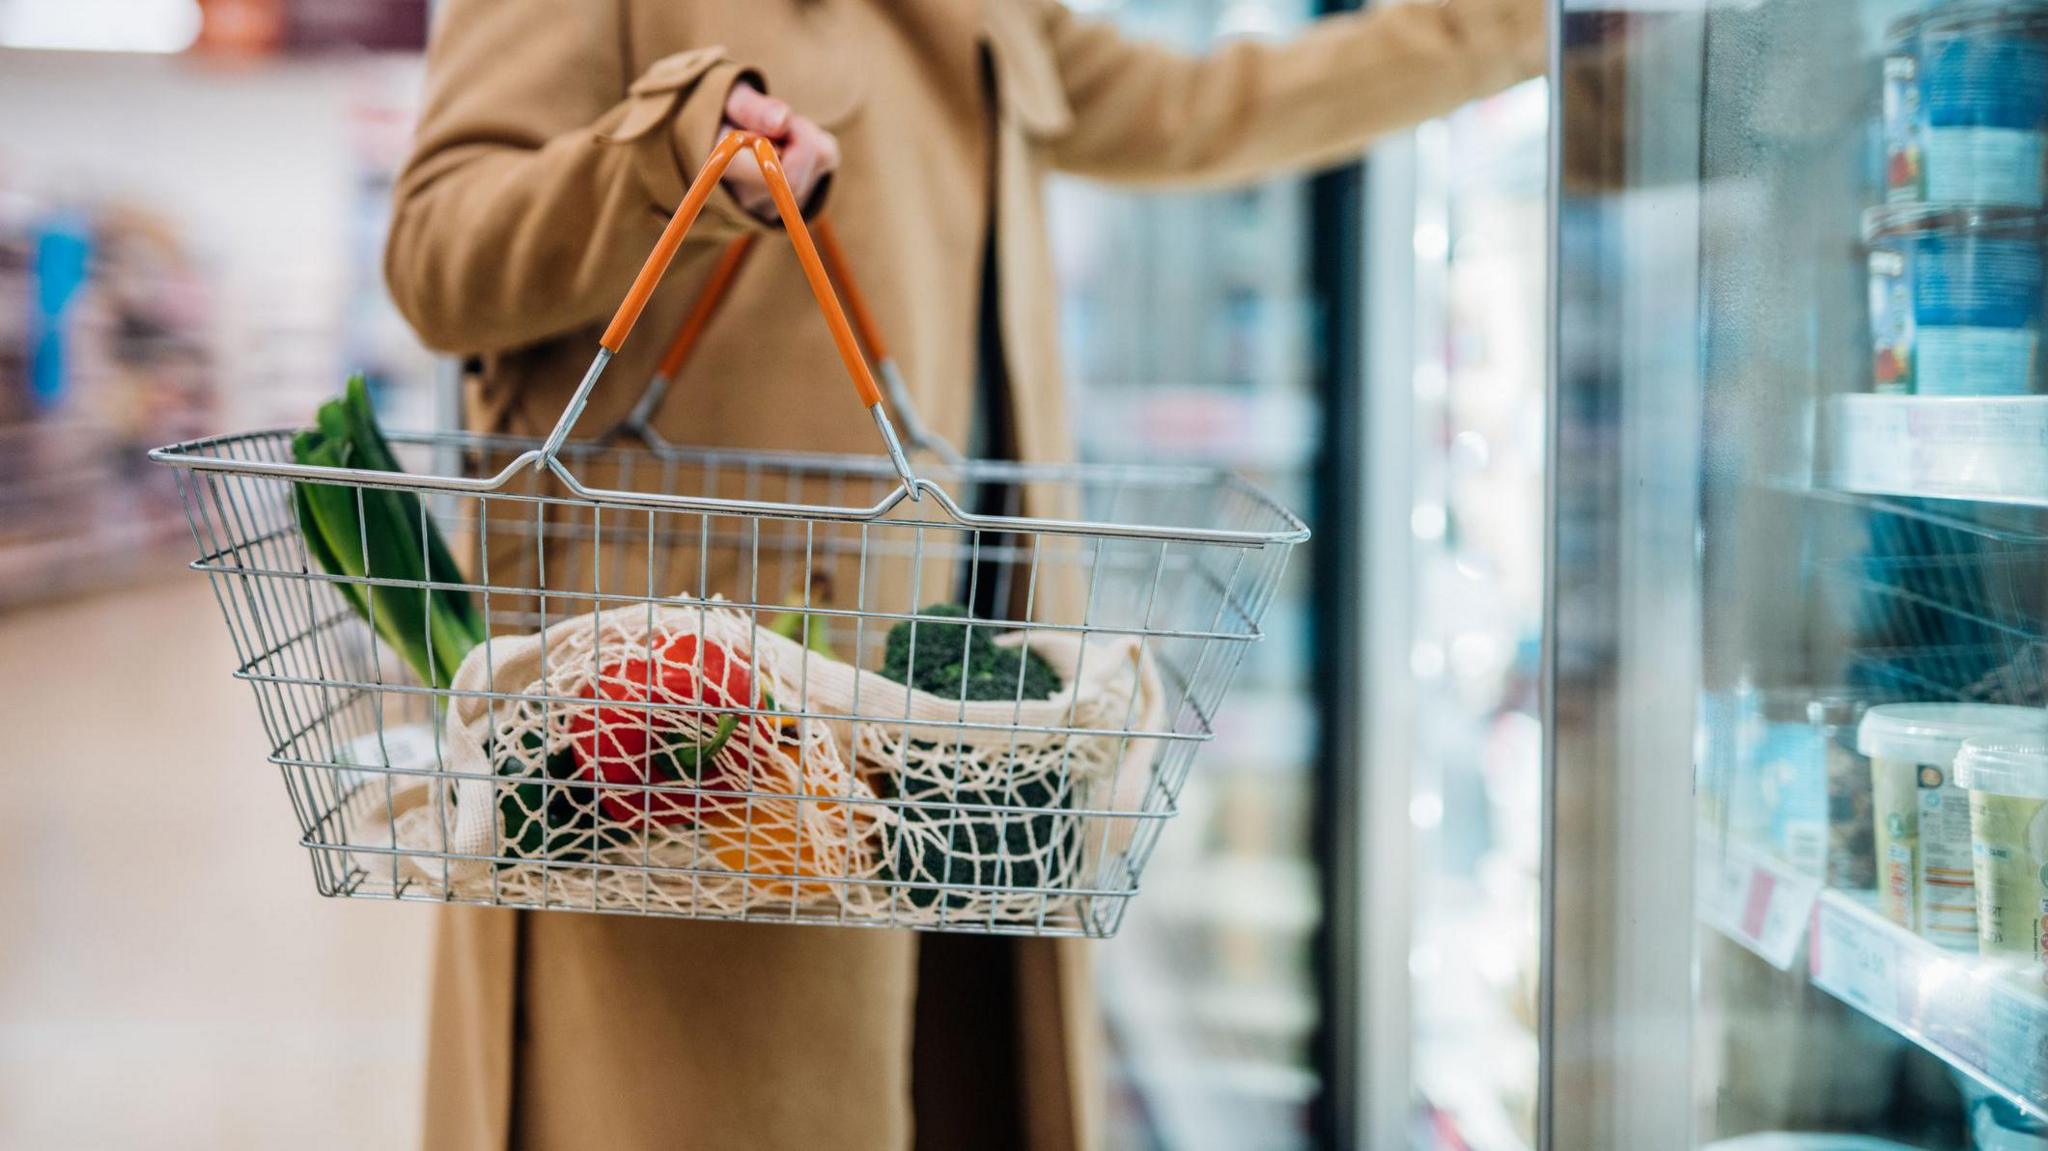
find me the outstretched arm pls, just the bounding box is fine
[1035,0,1543,188]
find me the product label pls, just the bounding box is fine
[1916,326,2040,395]
[1873,757,1921,928]
[1970,790,2048,965]
[1871,249,1916,392]
[1918,762,1981,949]
[1886,51,1924,200]
[1924,126,2048,205]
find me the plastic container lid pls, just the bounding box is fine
[1863,204,2048,244]
[1921,1,2048,40]
[1956,736,2048,798]
[1808,695,1866,731]
[1856,702,2048,764]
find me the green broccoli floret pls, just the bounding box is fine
[890,770,1076,911]
[880,603,1062,701]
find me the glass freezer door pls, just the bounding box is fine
[1550,1,2048,1148]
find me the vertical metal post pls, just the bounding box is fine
[1543,6,1708,1148]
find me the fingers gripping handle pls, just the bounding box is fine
[538,133,916,494]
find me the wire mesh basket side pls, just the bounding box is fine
[168,430,1299,937]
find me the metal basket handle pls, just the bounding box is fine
[610,232,757,443]
[614,222,964,466]
[812,220,964,464]
[537,131,921,496]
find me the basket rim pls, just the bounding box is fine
[148,424,1313,548]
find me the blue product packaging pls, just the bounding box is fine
[1866,205,2044,395]
[1887,4,2048,208]
[1885,14,1927,201]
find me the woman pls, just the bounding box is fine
[385,2,1541,1147]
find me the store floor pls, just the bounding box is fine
[0,580,431,1150]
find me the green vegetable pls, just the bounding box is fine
[495,727,597,862]
[874,606,1072,910]
[768,600,838,661]
[291,376,482,688]
[767,573,838,660]
[885,767,1077,912]
[880,604,1061,702]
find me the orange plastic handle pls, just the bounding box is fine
[654,233,756,379]
[814,219,890,362]
[600,132,883,410]
[651,221,889,383]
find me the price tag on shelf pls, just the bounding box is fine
[1813,899,1901,1019]
[1984,982,2048,1114]
[1698,837,1820,970]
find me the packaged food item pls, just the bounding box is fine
[1858,702,2048,949]
[1883,13,1926,201]
[1706,682,1774,845]
[1886,4,2048,207]
[1866,205,2045,396]
[1955,735,2048,973]
[1816,697,1878,890]
[1764,693,1831,876]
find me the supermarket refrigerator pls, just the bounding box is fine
[1064,5,1556,1149]
[1331,72,1551,1151]
[1539,1,2048,1149]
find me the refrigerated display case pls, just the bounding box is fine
[1396,84,1551,1151]
[1550,1,2048,1148]
[1049,3,1328,1147]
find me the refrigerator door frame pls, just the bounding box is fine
[1541,6,1710,1149]
[1339,126,1421,1151]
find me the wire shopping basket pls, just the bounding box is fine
[150,133,1308,937]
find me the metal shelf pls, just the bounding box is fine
[1697,836,2048,1123]
[1821,395,2048,509]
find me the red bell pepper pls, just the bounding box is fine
[568,634,768,825]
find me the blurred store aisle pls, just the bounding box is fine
[0,581,430,1150]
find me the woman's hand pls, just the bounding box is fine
[719,81,840,219]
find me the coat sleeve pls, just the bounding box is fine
[1034,0,1544,187]
[385,0,771,355]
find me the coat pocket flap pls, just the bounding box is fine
[604,47,732,143]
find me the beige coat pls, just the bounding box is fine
[385,1,1540,1147]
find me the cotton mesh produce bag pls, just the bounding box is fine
[849,630,1165,923]
[346,601,1163,922]
[360,602,888,915]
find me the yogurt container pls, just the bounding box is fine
[1955,735,2048,973]
[1858,703,2048,949]
[1866,206,2045,396]
[1886,4,2048,207]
